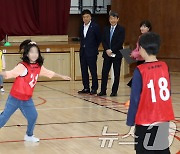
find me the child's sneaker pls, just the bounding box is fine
[0,88,5,92]
[24,134,40,142]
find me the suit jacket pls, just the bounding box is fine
[80,21,101,57]
[102,24,125,59]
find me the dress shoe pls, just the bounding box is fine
[90,90,97,95]
[97,91,106,96]
[110,92,117,97]
[78,89,90,94]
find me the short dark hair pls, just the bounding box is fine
[82,9,92,16]
[140,20,152,31]
[21,43,44,66]
[19,39,31,53]
[139,32,161,55]
[109,11,119,18]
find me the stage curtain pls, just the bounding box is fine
[37,0,71,35]
[0,0,71,41]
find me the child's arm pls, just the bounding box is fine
[53,73,71,80]
[126,68,142,126]
[39,65,71,80]
[0,63,25,79]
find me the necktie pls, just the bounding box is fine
[110,27,114,42]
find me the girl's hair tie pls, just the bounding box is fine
[28,41,37,45]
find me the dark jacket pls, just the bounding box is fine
[80,21,101,57]
[102,24,125,58]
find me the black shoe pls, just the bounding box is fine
[97,91,106,96]
[78,89,90,94]
[90,90,97,95]
[110,93,117,97]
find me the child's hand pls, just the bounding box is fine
[61,75,71,80]
[54,73,71,80]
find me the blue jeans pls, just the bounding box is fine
[0,95,38,136]
[0,75,3,86]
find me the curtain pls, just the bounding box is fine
[0,0,71,41]
[38,0,71,35]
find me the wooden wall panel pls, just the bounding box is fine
[111,0,149,48]
[68,15,81,37]
[112,0,180,72]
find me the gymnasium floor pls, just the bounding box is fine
[0,75,179,154]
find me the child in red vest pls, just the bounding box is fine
[127,32,174,154]
[0,41,71,142]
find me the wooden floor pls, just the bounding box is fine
[0,75,179,154]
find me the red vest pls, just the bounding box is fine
[10,62,41,100]
[135,61,174,125]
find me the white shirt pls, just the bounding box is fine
[83,21,91,38]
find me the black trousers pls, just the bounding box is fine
[135,124,170,154]
[80,54,98,90]
[100,57,122,93]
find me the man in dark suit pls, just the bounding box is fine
[78,9,101,95]
[98,11,125,97]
